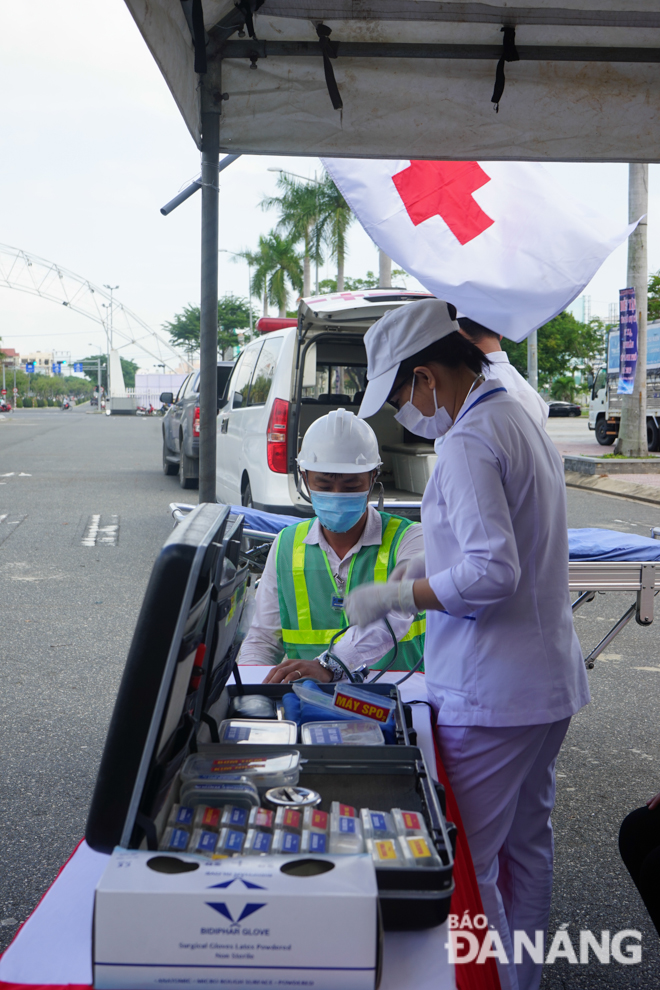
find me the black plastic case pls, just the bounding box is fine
[85,503,454,930]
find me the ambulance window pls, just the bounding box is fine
[232,343,262,409]
[302,364,367,403]
[248,337,283,406]
[593,368,607,396]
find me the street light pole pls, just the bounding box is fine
[103,285,119,402]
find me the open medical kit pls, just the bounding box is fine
[86,504,454,989]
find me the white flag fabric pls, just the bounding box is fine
[321,158,635,341]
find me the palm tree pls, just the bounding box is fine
[248,232,303,318]
[261,177,323,297]
[316,175,354,291]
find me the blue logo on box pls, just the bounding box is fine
[226,829,244,851]
[371,813,387,831]
[339,817,356,834]
[206,902,266,923]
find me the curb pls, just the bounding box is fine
[564,470,660,506]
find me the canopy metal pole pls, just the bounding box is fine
[527,329,538,391]
[199,112,220,503]
[378,250,392,288]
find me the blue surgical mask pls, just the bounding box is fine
[310,490,369,533]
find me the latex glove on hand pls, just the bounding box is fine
[389,552,426,583]
[345,580,417,628]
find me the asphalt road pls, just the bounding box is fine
[0,409,659,985]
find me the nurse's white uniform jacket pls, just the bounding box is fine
[422,378,590,727]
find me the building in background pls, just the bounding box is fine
[21,350,53,373]
[1,348,21,367]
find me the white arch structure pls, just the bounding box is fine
[0,243,193,372]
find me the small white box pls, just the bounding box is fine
[94,848,378,990]
[383,443,437,495]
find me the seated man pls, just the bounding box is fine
[238,408,425,683]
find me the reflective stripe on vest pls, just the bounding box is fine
[276,511,425,670]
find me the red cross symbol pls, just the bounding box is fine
[392,161,494,246]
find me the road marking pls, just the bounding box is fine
[82,513,119,547]
[0,472,15,477]
[633,666,660,672]
[18,472,32,477]
[0,514,27,546]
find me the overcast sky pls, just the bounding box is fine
[1,1,659,371]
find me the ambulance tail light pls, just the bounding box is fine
[267,398,289,473]
[192,406,200,437]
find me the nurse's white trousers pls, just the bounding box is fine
[435,718,571,990]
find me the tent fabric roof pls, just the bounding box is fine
[125,0,660,160]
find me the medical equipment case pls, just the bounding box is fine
[85,503,454,931]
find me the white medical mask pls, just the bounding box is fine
[394,376,453,440]
[309,489,370,532]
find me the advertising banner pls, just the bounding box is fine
[617,288,638,395]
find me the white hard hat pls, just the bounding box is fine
[297,408,382,474]
[358,299,459,419]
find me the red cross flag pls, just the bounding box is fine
[321,158,636,341]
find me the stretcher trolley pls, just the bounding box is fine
[568,528,660,668]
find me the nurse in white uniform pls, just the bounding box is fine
[346,299,590,990]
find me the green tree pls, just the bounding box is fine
[248,232,303,317]
[648,270,660,322]
[317,270,409,294]
[501,312,606,391]
[163,296,256,356]
[81,355,138,390]
[261,176,323,297]
[316,175,354,291]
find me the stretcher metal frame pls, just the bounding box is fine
[569,561,659,669]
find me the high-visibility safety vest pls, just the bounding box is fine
[275,511,425,671]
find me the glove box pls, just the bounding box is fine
[85,503,454,936]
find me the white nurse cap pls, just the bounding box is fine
[358,299,460,420]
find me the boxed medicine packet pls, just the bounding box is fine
[86,504,454,986]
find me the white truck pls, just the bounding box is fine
[588,320,660,449]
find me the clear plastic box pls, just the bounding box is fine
[392,808,430,838]
[216,827,246,856]
[218,719,298,746]
[301,721,385,746]
[272,829,302,855]
[181,752,301,790]
[399,835,441,868]
[367,837,404,868]
[244,828,274,855]
[167,804,194,830]
[159,827,189,852]
[301,830,329,854]
[360,809,397,840]
[275,807,303,832]
[303,807,329,833]
[189,828,219,857]
[247,807,275,831]
[329,815,364,855]
[179,779,260,809]
[193,805,222,830]
[330,801,356,819]
[220,805,250,830]
[332,684,396,724]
